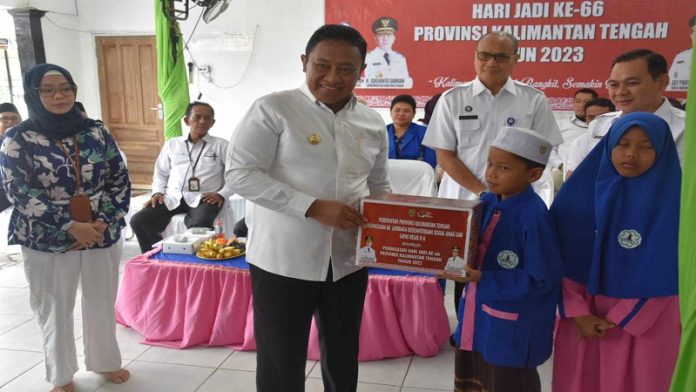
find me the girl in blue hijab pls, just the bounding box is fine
[550,112,681,392]
[0,64,131,391]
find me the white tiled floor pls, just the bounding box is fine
[0,240,553,391]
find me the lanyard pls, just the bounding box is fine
[56,135,83,194]
[185,140,207,177]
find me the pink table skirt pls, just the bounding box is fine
[115,251,450,361]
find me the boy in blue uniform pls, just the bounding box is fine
[445,126,562,392]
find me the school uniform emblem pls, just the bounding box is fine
[506,117,516,125]
[618,229,642,249]
[497,250,519,269]
[308,133,321,145]
[465,105,473,112]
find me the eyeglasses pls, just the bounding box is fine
[476,51,515,63]
[35,85,76,97]
[0,115,20,124]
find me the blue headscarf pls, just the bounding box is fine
[16,63,88,139]
[550,112,680,298]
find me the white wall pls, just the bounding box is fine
[0,0,331,140]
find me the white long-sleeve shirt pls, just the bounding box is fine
[152,133,233,210]
[226,84,391,281]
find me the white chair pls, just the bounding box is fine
[387,159,438,197]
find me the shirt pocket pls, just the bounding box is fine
[477,302,530,366]
[202,152,222,168]
[454,117,481,147]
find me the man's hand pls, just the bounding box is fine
[202,192,225,207]
[573,314,615,339]
[68,221,105,250]
[305,200,367,229]
[144,193,165,208]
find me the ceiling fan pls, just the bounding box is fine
[167,0,231,23]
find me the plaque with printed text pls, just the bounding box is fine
[356,194,482,276]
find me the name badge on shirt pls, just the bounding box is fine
[188,177,200,192]
[459,115,478,120]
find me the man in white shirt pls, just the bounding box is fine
[667,15,694,92]
[566,49,685,175]
[445,245,465,272]
[361,16,413,88]
[226,25,390,392]
[358,235,376,263]
[548,88,597,190]
[423,30,562,318]
[130,102,232,252]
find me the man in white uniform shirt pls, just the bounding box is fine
[548,88,597,189]
[445,245,465,271]
[226,25,390,392]
[358,235,376,263]
[566,49,685,175]
[130,102,232,252]
[667,15,694,92]
[362,16,412,88]
[422,30,562,323]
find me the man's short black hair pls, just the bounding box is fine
[574,89,598,99]
[305,24,368,62]
[584,97,616,112]
[390,94,416,111]
[185,101,215,118]
[0,102,19,113]
[688,15,695,28]
[611,49,667,80]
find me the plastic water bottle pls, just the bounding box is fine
[214,219,224,239]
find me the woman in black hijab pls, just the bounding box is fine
[0,64,131,392]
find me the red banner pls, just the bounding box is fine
[326,0,695,109]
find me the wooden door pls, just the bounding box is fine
[96,36,163,189]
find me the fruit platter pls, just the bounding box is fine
[195,237,246,260]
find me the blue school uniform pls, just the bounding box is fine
[455,186,562,368]
[386,123,437,167]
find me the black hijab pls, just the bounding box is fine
[18,63,88,139]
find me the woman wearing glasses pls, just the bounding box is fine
[387,94,437,168]
[0,64,130,392]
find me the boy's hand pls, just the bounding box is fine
[438,264,482,283]
[463,264,481,282]
[573,314,615,339]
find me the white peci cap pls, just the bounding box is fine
[491,126,552,165]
